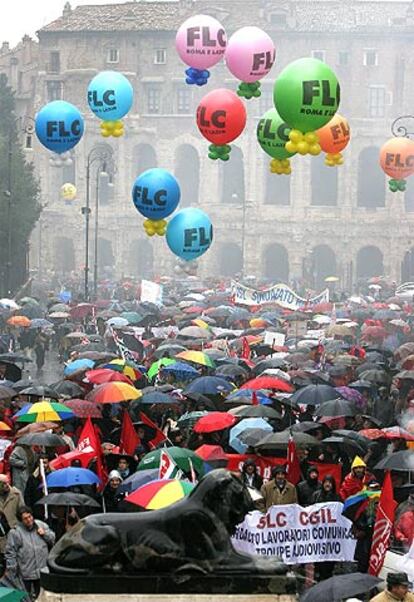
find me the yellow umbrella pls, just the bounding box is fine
[325,276,339,283]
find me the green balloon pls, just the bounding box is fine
[257,108,296,160]
[274,58,340,132]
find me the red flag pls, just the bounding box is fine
[286,437,301,485]
[368,471,397,576]
[77,417,107,489]
[241,337,251,360]
[252,392,259,406]
[120,411,140,455]
[159,450,176,479]
[139,411,166,447]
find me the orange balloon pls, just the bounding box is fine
[316,114,350,154]
[380,137,414,180]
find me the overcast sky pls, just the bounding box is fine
[0,0,129,46]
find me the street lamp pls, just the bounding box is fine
[231,192,249,280]
[391,116,414,139]
[83,145,115,301]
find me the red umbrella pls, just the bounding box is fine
[85,369,133,386]
[195,444,227,462]
[358,428,384,440]
[240,376,294,393]
[193,412,237,433]
[86,382,142,404]
[182,306,205,314]
[381,426,414,441]
[69,303,96,320]
[361,326,387,339]
[64,399,102,419]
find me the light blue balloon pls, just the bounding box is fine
[166,208,213,261]
[35,101,84,154]
[87,71,133,121]
[132,169,180,220]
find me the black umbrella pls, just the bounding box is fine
[50,380,84,398]
[0,353,32,363]
[18,432,66,447]
[215,365,249,378]
[232,405,281,419]
[36,492,101,508]
[314,398,356,418]
[300,572,382,602]
[356,361,385,375]
[153,344,187,358]
[238,428,275,447]
[396,370,414,381]
[291,421,324,433]
[255,430,319,450]
[374,450,414,471]
[253,358,287,375]
[12,378,40,392]
[333,430,370,447]
[20,385,60,399]
[0,384,16,400]
[358,369,389,384]
[291,384,341,406]
[348,379,372,390]
[0,361,22,382]
[322,436,367,456]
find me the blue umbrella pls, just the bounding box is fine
[141,391,180,405]
[29,318,53,329]
[46,467,100,488]
[184,376,234,396]
[118,468,159,494]
[162,362,199,381]
[229,418,272,453]
[227,389,273,405]
[63,358,94,376]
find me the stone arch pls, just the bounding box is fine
[218,243,243,277]
[263,243,289,282]
[54,237,75,273]
[221,146,245,204]
[129,239,154,279]
[356,246,384,279]
[61,153,76,185]
[133,143,157,175]
[98,238,115,274]
[264,165,290,205]
[311,245,337,289]
[311,154,338,206]
[174,144,200,207]
[357,147,385,207]
[401,247,414,282]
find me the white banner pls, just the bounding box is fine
[141,280,163,305]
[232,502,356,565]
[231,281,329,309]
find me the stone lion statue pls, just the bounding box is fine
[48,469,286,576]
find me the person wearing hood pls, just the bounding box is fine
[296,466,321,507]
[102,470,124,513]
[312,474,341,504]
[240,459,263,491]
[339,456,374,500]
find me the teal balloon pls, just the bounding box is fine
[132,169,180,220]
[257,108,295,160]
[87,71,133,121]
[35,101,84,154]
[166,208,213,261]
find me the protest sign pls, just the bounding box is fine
[232,502,356,564]
[231,280,329,309]
[263,331,286,347]
[141,279,163,304]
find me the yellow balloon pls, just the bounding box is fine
[304,132,318,144]
[297,141,308,155]
[61,183,77,201]
[309,143,321,156]
[289,130,302,144]
[285,141,296,154]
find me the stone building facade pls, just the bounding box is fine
[2,0,414,289]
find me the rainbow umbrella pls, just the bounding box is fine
[86,382,142,404]
[125,479,195,510]
[192,319,210,329]
[176,350,215,368]
[14,400,74,423]
[342,488,381,521]
[103,359,142,381]
[85,368,133,385]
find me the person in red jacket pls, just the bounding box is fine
[395,495,414,551]
[339,456,374,500]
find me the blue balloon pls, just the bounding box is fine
[132,169,181,220]
[166,208,213,261]
[35,101,84,154]
[88,71,133,121]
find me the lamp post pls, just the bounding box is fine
[231,192,250,280]
[391,116,414,139]
[83,145,115,301]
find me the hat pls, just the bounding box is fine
[387,572,409,587]
[351,456,366,469]
[108,470,123,482]
[272,464,287,477]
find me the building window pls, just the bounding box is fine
[49,51,60,73]
[369,86,386,118]
[364,50,378,66]
[47,81,63,101]
[270,13,287,26]
[154,49,167,65]
[177,87,191,114]
[338,51,349,66]
[107,49,119,64]
[312,50,326,62]
[147,87,161,114]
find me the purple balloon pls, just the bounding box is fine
[176,14,227,70]
[225,26,276,83]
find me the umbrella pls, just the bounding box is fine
[48,303,70,313]
[175,350,215,368]
[29,318,53,330]
[229,418,272,453]
[395,342,414,360]
[177,411,209,429]
[382,426,414,441]
[321,436,367,456]
[161,362,199,380]
[335,386,365,407]
[216,364,249,379]
[358,428,384,440]
[119,311,143,325]
[6,316,31,328]
[314,399,356,418]
[46,467,100,488]
[85,368,133,385]
[184,376,234,396]
[255,430,319,450]
[194,444,228,464]
[358,369,389,384]
[193,412,237,433]
[125,479,195,510]
[118,469,159,494]
[154,343,188,358]
[253,358,287,375]
[361,325,387,339]
[230,405,281,419]
[14,400,74,423]
[0,385,16,400]
[86,382,142,404]
[138,447,204,476]
[300,572,382,602]
[50,380,84,398]
[348,379,372,390]
[19,385,59,399]
[17,433,66,447]
[64,358,95,377]
[291,421,324,433]
[0,587,27,602]
[15,422,58,436]
[140,391,179,405]
[106,317,129,328]
[240,377,293,393]
[103,359,143,381]
[48,311,70,319]
[177,326,212,340]
[0,422,11,432]
[291,384,340,406]
[374,450,414,471]
[0,353,31,364]
[36,492,100,508]
[342,488,381,521]
[148,358,177,381]
[237,428,274,448]
[326,324,351,337]
[396,370,414,381]
[64,399,103,418]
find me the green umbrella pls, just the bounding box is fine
[148,358,177,381]
[137,446,204,476]
[120,311,143,325]
[0,587,27,601]
[177,411,209,430]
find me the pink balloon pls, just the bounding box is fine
[225,26,276,83]
[175,14,227,70]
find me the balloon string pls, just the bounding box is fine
[237,81,261,99]
[389,178,407,192]
[208,144,232,161]
[185,68,210,86]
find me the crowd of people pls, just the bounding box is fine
[0,276,413,600]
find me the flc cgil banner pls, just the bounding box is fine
[231,502,356,565]
[231,280,329,309]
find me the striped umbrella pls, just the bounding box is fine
[86,382,142,404]
[85,369,133,385]
[176,350,215,368]
[103,359,142,381]
[125,479,195,509]
[14,400,74,423]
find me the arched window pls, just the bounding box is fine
[218,243,243,276]
[62,153,76,185]
[265,165,290,205]
[356,246,384,279]
[221,146,245,204]
[133,144,157,175]
[54,237,75,273]
[129,239,154,279]
[263,244,289,282]
[175,145,200,207]
[311,154,338,206]
[311,245,337,289]
[401,248,414,282]
[357,147,385,207]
